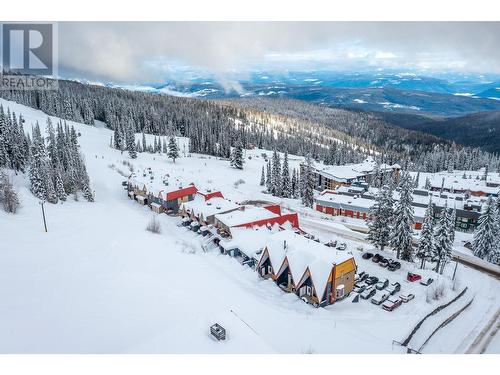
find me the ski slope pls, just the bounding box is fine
[0,98,499,353]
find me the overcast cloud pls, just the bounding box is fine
[58,22,500,83]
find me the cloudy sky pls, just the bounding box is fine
[58,22,500,83]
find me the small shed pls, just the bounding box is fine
[151,202,163,214]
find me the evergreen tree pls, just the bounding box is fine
[434,203,453,274]
[54,165,67,201]
[291,168,298,198]
[46,117,58,167]
[80,164,94,202]
[230,142,244,170]
[44,166,58,204]
[416,200,434,269]
[472,196,499,262]
[281,151,291,198]
[449,207,456,244]
[390,171,414,260]
[265,160,272,192]
[142,132,147,152]
[168,137,180,163]
[0,134,9,168]
[0,170,20,213]
[367,185,394,251]
[28,123,48,200]
[125,120,137,159]
[113,124,123,150]
[301,155,315,208]
[271,149,281,196]
[260,165,265,186]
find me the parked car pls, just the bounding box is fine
[388,261,401,271]
[371,292,390,305]
[337,242,347,251]
[385,282,401,295]
[407,272,422,282]
[379,258,389,268]
[179,217,192,227]
[376,278,389,290]
[400,293,415,303]
[365,276,379,285]
[357,272,369,283]
[372,254,383,263]
[420,278,434,286]
[362,252,374,260]
[382,297,403,311]
[325,240,337,248]
[360,288,376,300]
[353,284,366,294]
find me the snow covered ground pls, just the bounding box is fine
[0,98,499,353]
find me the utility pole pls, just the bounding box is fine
[39,200,48,233]
[452,260,459,281]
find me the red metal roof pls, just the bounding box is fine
[200,191,224,201]
[166,185,198,201]
[233,213,300,230]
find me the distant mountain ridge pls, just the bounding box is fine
[100,70,500,117]
[399,110,500,154]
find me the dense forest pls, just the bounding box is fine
[1,78,499,173]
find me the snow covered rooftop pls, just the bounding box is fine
[316,191,426,220]
[263,230,354,294]
[215,206,279,227]
[428,173,500,195]
[129,170,187,197]
[315,157,397,182]
[181,196,239,218]
[222,226,279,258]
[316,193,374,211]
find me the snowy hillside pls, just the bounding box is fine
[0,98,499,354]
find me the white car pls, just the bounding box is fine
[337,243,347,251]
[399,293,415,303]
[371,292,390,305]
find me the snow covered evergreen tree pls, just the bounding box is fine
[167,137,180,163]
[125,120,137,159]
[300,155,315,208]
[230,142,244,170]
[390,171,414,260]
[472,196,499,262]
[291,168,298,199]
[271,149,281,197]
[265,160,272,192]
[29,123,48,200]
[434,203,453,274]
[416,200,434,269]
[281,150,291,198]
[142,132,147,152]
[260,165,265,186]
[367,184,394,251]
[80,164,94,202]
[0,170,20,213]
[54,165,67,201]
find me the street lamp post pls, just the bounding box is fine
[39,200,48,233]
